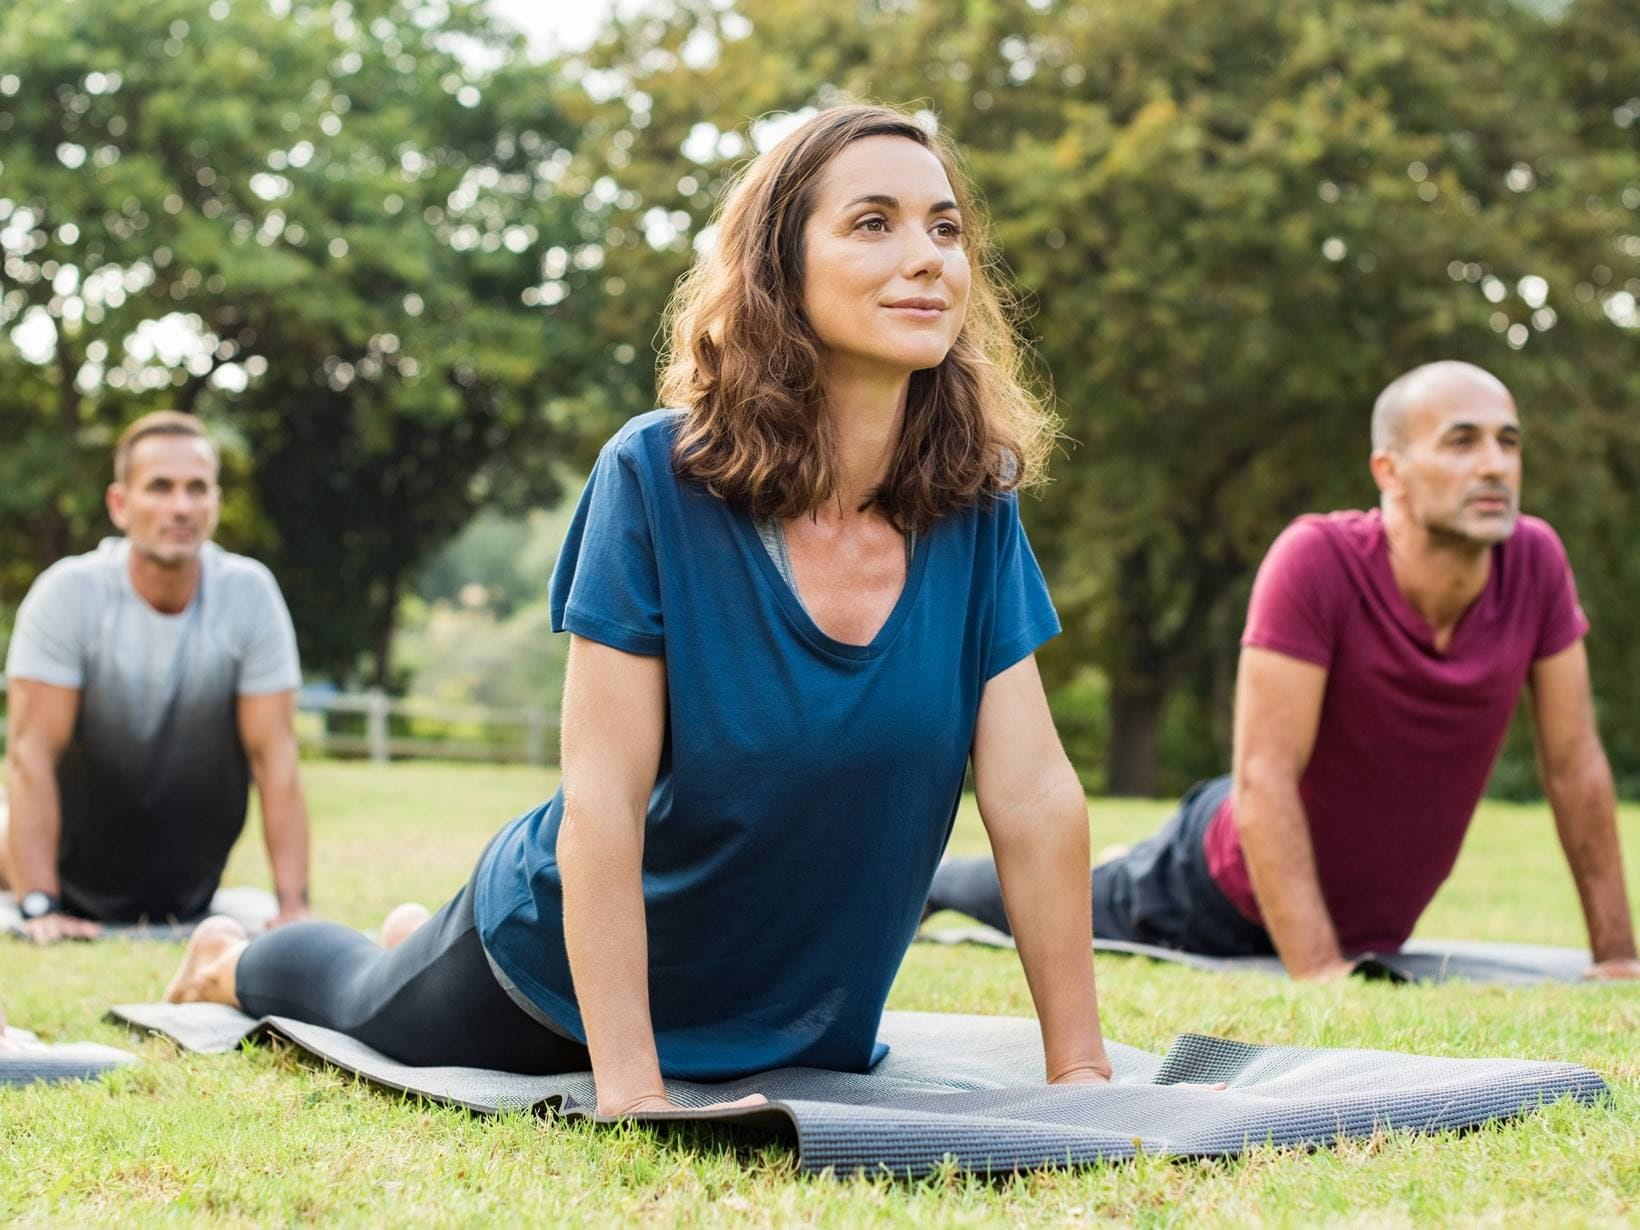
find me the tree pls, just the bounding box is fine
[560,0,1640,792]
[0,0,607,682]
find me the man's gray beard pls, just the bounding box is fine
[1424,510,1518,550]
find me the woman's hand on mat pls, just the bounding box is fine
[1584,957,1640,981]
[21,913,102,944]
[1048,1061,1113,1085]
[601,1091,769,1117]
[1051,1062,1227,1092]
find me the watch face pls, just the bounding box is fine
[20,892,55,919]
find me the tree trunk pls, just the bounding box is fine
[37,331,80,567]
[368,574,401,690]
[1106,678,1166,796]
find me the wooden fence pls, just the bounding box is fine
[0,675,558,766]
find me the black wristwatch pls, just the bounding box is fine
[19,891,61,920]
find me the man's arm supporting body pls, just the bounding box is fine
[971,654,1111,1083]
[1529,640,1640,978]
[1230,646,1355,981]
[236,690,312,927]
[3,679,100,942]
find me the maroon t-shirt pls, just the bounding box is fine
[1202,510,1589,952]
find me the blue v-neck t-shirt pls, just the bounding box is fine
[472,410,1059,1081]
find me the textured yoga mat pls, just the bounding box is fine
[107,1003,1607,1177]
[921,926,1595,985]
[2,887,280,942]
[1,1030,136,1086]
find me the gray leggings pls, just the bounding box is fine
[235,872,591,1073]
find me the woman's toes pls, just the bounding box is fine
[164,916,248,1002]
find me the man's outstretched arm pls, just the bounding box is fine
[237,690,311,927]
[3,679,99,942]
[1231,646,1353,980]
[1529,640,1638,978]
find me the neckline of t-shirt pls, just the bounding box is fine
[1362,511,1501,656]
[732,507,931,662]
[753,515,917,621]
[114,537,207,623]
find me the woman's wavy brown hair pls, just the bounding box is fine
[659,103,1057,532]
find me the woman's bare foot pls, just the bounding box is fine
[164,916,250,1005]
[380,903,431,949]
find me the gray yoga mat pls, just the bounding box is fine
[1,1030,136,1086]
[922,926,1595,985]
[1,887,279,942]
[107,1002,1607,1177]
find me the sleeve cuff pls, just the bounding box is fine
[561,608,665,657]
[2,664,84,690]
[1240,631,1332,670]
[984,618,1060,681]
[237,677,301,697]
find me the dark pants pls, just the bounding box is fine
[235,867,591,1073]
[926,775,1274,957]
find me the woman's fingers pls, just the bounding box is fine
[604,1090,769,1117]
[708,1092,769,1110]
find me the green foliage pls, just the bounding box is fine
[0,0,610,680]
[394,500,576,714]
[558,0,1640,795]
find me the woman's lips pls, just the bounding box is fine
[884,299,946,321]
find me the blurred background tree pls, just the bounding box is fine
[552,0,1640,794]
[0,0,612,683]
[3,0,1636,794]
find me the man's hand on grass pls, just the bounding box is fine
[1291,956,1357,983]
[269,905,312,930]
[1584,957,1640,981]
[21,913,101,944]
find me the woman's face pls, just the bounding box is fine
[800,135,971,378]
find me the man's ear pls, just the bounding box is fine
[106,482,128,531]
[1368,449,1400,500]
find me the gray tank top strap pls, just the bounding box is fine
[753,516,916,617]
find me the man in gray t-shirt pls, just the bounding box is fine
[2,411,312,941]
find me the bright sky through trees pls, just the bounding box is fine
[488,0,649,56]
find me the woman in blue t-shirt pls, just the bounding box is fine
[165,103,1113,1116]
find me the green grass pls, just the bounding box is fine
[3,762,1637,1227]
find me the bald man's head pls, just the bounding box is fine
[1367,359,1522,547]
[1371,361,1513,454]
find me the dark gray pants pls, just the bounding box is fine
[236,861,591,1073]
[926,775,1274,957]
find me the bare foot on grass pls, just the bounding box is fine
[164,916,249,1005]
[380,903,431,949]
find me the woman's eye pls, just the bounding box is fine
[856,216,888,233]
[933,221,963,240]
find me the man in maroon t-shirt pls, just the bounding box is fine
[928,361,1639,980]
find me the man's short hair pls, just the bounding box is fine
[113,411,216,482]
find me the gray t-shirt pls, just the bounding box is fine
[4,537,300,921]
